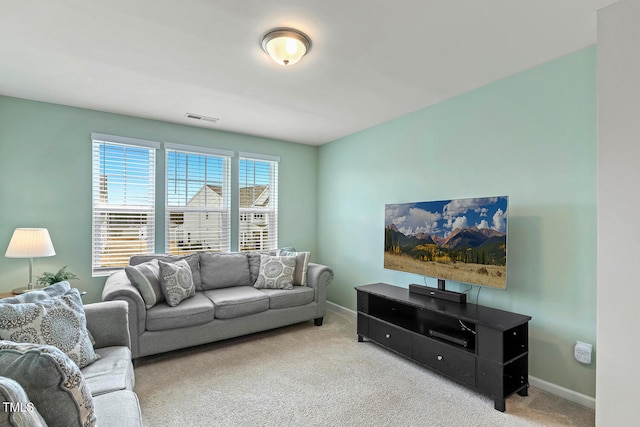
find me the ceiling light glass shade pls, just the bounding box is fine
[261,28,311,66]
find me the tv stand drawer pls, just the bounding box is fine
[413,337,476,386]
[368,317,412,356]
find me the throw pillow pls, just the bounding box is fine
[0,281,72,304]
[0,376,47,427]
[254,255,297,290]
[0,289,100,369]
[130,253,202,291]
[0,341,96,427]
[279,250,310,286]
[125,259,164,309]
[158,259,195,307]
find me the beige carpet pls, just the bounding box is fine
[134,305,594,426]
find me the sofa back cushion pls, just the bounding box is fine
[130,253,202,291]
[0,341,96,427]
[200,253,252,290]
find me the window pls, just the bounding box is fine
[165,143,232,254]
[238,153,279,251]
[91,135,281,274]
[91,133,159,276]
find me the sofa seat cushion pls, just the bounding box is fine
[146,293,214,331]
[82,346,134,396]
[93,390,143,427]
[204,287,269,319]
[256,287,315,309]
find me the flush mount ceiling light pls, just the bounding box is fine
[261,28,311,66]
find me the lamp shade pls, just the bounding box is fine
[5,228,56,258]
[261,28,311,66]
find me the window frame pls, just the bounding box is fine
[164,143,234,255]
[91,133,160,277]
[238,152,279,252]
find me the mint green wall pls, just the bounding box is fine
[0,96,318,303]
[317,47,597,397]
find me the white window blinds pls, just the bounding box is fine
[91,133,159,276]
[165,144,232,254]
[238,153,279,252]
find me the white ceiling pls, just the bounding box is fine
[0,0,617,146]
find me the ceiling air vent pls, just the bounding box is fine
[185,113,219,124]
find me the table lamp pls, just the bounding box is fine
[5,228,56,294]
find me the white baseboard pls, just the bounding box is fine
[327,300,356,315]
[326,300,596,410]
[528,376,595,409]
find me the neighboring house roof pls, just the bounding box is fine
[240,185,269,208]
[206,184,222,197]
[183,184,269,208]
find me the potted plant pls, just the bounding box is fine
[37,265,79,287]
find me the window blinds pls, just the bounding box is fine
[238,153,279,252]
[91,134,159,276]
[165,145,232,254]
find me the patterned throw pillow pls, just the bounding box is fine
[0,289,100,369]
[158,259,195,307]
[279,250,310,286]
[254,255,297,290]
[130,253,202,291]
[125,259,164,309]
[0,281,71,304]
[0,341,96,427]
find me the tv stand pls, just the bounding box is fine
[355,283,531,412]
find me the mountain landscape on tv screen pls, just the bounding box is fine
[384,197,508,289]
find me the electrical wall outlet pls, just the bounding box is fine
[574,341,593,364]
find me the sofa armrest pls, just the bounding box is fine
[102,270,146,358]
[84,300,131,349]
[305,262,334,320]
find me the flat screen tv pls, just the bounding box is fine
[384,196,508,290]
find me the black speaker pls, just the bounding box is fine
[409,284,467,304]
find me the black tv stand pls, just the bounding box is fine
[355,283,531,412]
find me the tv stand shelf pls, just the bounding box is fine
[355,283,531,412]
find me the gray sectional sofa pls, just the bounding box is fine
[102,251,334,360]
[0,283,142,427]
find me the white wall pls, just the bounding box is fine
[597,0,640,424]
